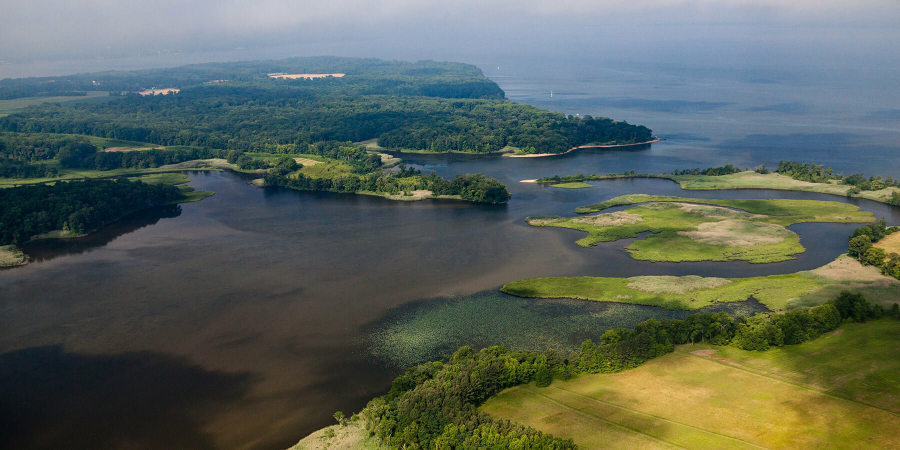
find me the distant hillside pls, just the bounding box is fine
[0,57,652,155]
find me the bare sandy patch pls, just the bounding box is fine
[384,190,433,200]
[679,220,790,247]
[809,255,897,282]
[526,216,565,226]
[874,232,900,256]
[268,73,345,79]
[675,203,765,220]
[572,211,643,227]
[627,275,732,294]
[520,179,538,183]
[137,88,179,96]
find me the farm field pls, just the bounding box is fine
[481,319,900,450]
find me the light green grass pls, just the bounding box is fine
[501,274,823,311]
[0,92,112,115]
[539,171,900,205]
[0,245,28,267]
[482,319,900,450]
[289,421,389,450]
[551,182,593,189]
[534,198,872,263]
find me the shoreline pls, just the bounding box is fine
[503,138,662,158]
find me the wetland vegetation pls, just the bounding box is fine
[528,195,873,263]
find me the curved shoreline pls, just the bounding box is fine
[503,138,662,158]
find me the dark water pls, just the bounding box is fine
[1,60,900,450]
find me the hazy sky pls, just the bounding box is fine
[2,0,899,70]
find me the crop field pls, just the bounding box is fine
[481,320,900,450]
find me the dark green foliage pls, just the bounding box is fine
[0,178,182,244]
[848,235,873,258]
[0,58,651,155]
[754,164,770,174]
[0,132,93,178]
[850,218,887,243]
[831,291,883,323]
[671,164,742,176]
[264,170,511,204]
[775,161,839,183]
[889,192,900,207]
[775,160,900,191]
[731,303,842,350]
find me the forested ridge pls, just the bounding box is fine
[0,179,183,244]
[0,57,652,155]
[356,292,897,449]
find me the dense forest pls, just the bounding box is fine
[776,160,900,194]
[358,292,896,449]
[0,58,652,154]
[0,179,183,244]
[847,219,900,279]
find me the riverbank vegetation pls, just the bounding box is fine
[0,57,651,155]
[502,251,900,311]
[534,162,900,205]
[483,316,900,450]
[529,196,872,263]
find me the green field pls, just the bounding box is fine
[481,320,900,449]
[0,92,112,115]
[530,197,872,263]
[551,182,594,189]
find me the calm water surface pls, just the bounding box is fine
[2,60,899,450]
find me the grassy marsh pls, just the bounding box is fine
[501,255,900,311]
[550,182,594,189]
[533,198,872,263]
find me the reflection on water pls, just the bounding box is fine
[21,205,182,262]
[368,290,771,369]
[0,345,256,450]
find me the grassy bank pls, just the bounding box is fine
[481,319,900,450]
[551,182,594,189]
[530,197,872,263]
[537,170,900,205]
[289,421,388,450]
[502,254,900,311]
[0,244,27,267]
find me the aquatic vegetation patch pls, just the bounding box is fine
[366,291,770,369]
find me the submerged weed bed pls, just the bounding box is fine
[366,290,770,369]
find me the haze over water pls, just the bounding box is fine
[2,49,900,450]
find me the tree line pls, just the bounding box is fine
[265,162,511,204]
[354,292,898,449]
[847,219,900,280]
[0,179,183,244]
[776,160,900,194]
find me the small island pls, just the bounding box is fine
[527,195,873,263]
